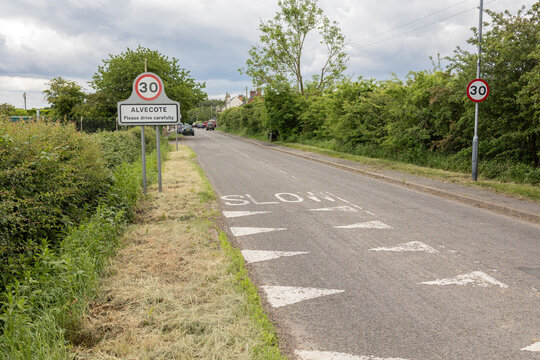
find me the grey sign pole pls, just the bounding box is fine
[472,0,483,181]
[142,60,148,194]
[141,127,147,194]
[156,125,162,192]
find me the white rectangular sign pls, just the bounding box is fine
[118,103,180,125]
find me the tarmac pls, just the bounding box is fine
[232,134,540,225]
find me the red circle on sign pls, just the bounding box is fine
[467,79,490,103]
[135,73,162,101]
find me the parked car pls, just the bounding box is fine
[180,124,194,136]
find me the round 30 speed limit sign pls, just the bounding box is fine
[135,73,163,101]
[467,78,489,102]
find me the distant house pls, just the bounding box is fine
[247,89,262,103]
[222,93,244,111]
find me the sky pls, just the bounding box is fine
[0,0,536,109]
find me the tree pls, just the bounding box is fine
[187,99,225,123]
[448,3,539,166]
[42,77,85,119]
[90,46,207,122]
[244,0,348,95]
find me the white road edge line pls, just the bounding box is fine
[369,241,439,253]
[294,349,409,360]
[419,271,508,288]
[241,250,309,264]
[521,342,540,352]
[334,221,392,229]
[223,211,271,218]
[261,285,344,308]
[230,227,286,237]
[308,206,358,212]
[325,191,377,216]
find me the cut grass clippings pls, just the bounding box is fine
[72,145,285,360]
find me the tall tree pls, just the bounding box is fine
[448,3,539,166]
[43,77,85,119]
[244,0,348,95]
[90,46,207,121]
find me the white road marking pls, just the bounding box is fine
[275,193,304,203]
[245,194,279,205]
[261,285,344,308]
[230,227,286,237]
[241,250,309,264]
[335,221,392,229]
[419,271,508,288]
[223,211,271,218]
[231,147,250,158]
[294,350,409,360]
[326,191,376,216]
[308,206,358,212]
[369,241,438,253]
[221,195,250,206]
[521,342,540,352]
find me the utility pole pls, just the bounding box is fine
[471,0,483,181]
[23,92,27,110]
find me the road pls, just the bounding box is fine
[185,129,540,360]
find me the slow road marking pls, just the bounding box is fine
[370,241,438,253]
[420,271,508,288]
[335,221,392,229]
[230,227,286,237]
[223,211,270,218]
[241,250,309,264]
[261,285,344,308]
[294,350,409,360]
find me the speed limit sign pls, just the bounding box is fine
[467,79,489,102]
[135,73,163,101]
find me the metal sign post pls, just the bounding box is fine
[156,125,162,192]
[471,0,484,181]
[141,128,147,193]
[117,72,181,193]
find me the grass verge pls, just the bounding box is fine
[71,145,285,360]
[280,142,540,202]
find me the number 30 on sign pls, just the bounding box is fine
[467,79,489,102]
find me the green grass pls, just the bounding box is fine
[218,231,285,359]
[0,137,169,360]
[278,143,540,201]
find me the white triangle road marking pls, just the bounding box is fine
[521,342,540,352]
[230,227,286,237]
[223,210,271,218]
[308,206,358,212]
[419,271,508,288]
[261,285,344,308]
[294,350,409,360]
[334,221,392,229]
[241,250,309,264]
[370,241,438,253]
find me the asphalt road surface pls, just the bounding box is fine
[185,129,539,360]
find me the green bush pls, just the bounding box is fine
[90,129,140,170]
[0,135,168,359]
[0,120,112,290]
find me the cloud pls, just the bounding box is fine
[0,0,537,107]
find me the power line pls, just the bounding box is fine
[353,0,499,49]
[350,0,470,45]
